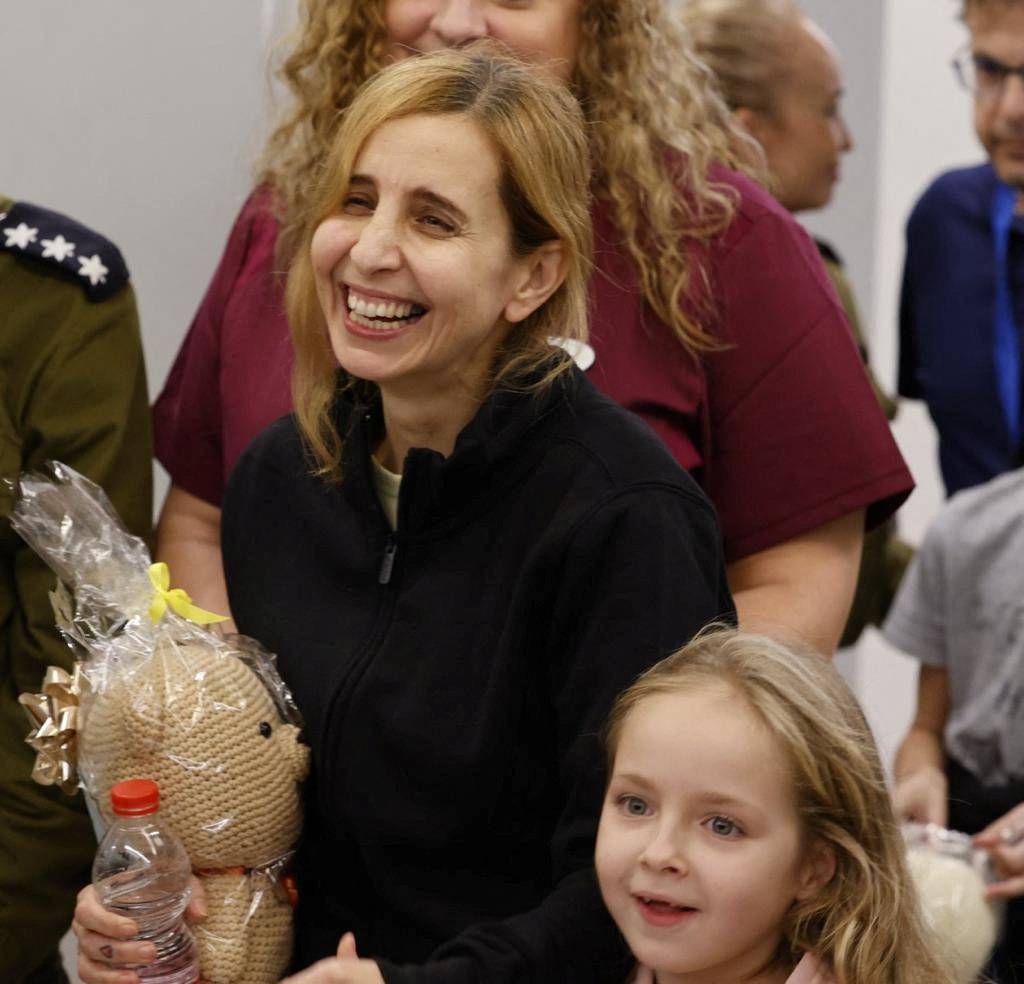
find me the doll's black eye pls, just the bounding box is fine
[259,721,273,739]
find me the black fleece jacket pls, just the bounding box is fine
[222,368,734,983]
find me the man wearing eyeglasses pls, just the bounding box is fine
[899,0,1024,497]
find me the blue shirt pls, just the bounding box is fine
[899,163,1024,494]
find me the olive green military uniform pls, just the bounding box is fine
[815,240,914,648]
[0,196,152,982]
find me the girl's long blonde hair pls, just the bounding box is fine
[286,45,593,480]
[260,0,755,355]
[605,628,958,984]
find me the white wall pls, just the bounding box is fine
[2,0,279,507]
[798,0,886,318]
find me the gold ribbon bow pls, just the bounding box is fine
[19,663,86,795]
[147,562,228,625]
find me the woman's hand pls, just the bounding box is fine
[281,933,385,983]
[72,876,207,984]
[974,802,1024,900]
[892,765,949,826]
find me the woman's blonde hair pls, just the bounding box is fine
[680,0,802,115]
[260,0,756,356]
[286,44,593,479]
[605,628,957,984]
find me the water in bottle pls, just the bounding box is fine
[93,779,200,984]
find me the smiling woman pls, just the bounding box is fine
[310,115,546,391]
[308,113,546,442]
[212,47,733,982]
[286,45,592,479]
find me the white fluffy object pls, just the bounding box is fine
[907,846,1000,983]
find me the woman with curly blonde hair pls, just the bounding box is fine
[152,0,912,656]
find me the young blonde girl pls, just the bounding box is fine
[595,628,956,984]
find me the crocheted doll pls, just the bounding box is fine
[12,464,310,983]
[79,637,310,983]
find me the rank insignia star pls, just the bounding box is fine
[77,254,109,286]
[4,223,39,250]
[41,235,76,262]
[2,199,130,300]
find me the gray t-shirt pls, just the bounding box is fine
[883,468,1024,786]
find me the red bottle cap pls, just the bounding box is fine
[110,779,160,817]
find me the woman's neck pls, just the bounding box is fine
[375,378,485,473]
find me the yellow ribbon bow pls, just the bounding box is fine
[19,663,86,795]
[147,562,229,625]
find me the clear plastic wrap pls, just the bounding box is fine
[12,462,310,984]
[903,821,1004,983]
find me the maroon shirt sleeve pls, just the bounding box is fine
[701,175,912,560]
[152,189,278,506]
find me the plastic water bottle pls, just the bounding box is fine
[93,779,200,984]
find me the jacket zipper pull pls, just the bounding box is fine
[378,539,397,585]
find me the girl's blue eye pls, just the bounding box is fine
[707,815,741,838]
[617,794,651,817]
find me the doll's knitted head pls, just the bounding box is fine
[79,637,309,869]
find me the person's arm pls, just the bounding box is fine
[881,509,951,826]
[151,194,279,622]
[155,485,234,628]
[702,199,912,654]
[727,509,863,656]
[892,665,950,826]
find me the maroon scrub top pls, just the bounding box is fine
[153,169,912,563]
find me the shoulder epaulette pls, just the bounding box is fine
[0,200,130,302]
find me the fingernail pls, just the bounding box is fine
[144,944,158,961]
[100,945,114,960]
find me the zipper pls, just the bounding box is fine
[318,410,404,821]
[320,532,399,819]
[317,582,398,824]
[378,537,398,585]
